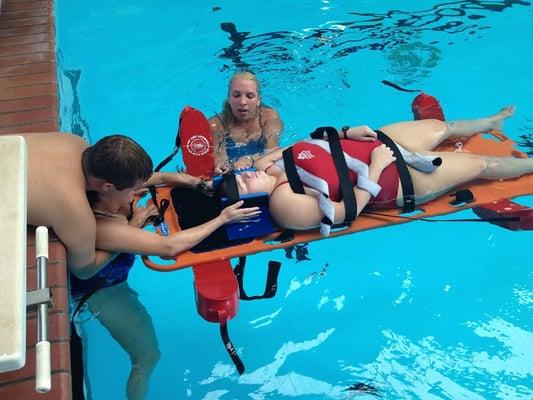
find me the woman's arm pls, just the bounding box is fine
[252,146,287,172]
[232,108,284,170]
[144,172,202,188]
[208,116,230,174]
[82,205,158,279]
[341,125,377,141]
[263,108,283,149]
[95,201,260,257]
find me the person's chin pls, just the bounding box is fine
[234,111,252,121]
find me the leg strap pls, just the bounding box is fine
[375,130,416,213]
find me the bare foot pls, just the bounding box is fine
[490,105,516,131]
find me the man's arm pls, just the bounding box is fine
[51,202,99,279]
[144,172,202,188]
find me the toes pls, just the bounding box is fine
[499,105,516,117]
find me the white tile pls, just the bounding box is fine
[0,135,28,373]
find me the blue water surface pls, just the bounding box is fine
[56,1,533,399]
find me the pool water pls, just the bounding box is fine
[55,1,533,399]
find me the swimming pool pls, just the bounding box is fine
[55,1,533,399]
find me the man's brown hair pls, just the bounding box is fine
[82,135,153,189]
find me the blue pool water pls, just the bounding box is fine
[55,1,533,399]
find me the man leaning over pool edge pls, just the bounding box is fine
[22,132,256,279]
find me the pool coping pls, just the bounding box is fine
[0,1,72,399]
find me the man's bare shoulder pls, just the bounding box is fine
[25,132,90,227]
[20,132,88,150]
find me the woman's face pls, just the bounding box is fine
[228,78,260,122]
[103,179,146,208]
[236,171,270,195]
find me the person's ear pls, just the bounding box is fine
[101,182,115,192]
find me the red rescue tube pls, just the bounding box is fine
[193,261,239,323]
[473,199,533,231]
[179,106,215,178]
[411,93,445,121]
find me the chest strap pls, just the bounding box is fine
[282,127,358,234]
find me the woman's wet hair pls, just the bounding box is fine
[82,134,153,190]
[221,70,263,123]
[228,71,261,95]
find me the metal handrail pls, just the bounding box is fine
[32,226,51,393]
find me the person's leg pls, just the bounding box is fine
[379,106,515,152]
[400,151,533,205]
[73,320,94,400]
[88,282,161,400]
[442,105,515,142]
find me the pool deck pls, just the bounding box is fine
[0,1,72,399]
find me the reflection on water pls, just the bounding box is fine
[385,42,441,86]
[57,51,91,141]
[198,329,360,399]
[194,316,532,399]
[217,0,529,76]
[517,132,533,156]
[345,318,533,399]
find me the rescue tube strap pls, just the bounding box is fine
[148,187,170,230]
[154,147,179,173]
[150,197,169,228]
[70,322,86,400]
[375,130,416,213]
[70,276,107,322]
[381,80,421,93]
[234,257,281,300]
[365,210,520,224]
[153,113,182,172]
[219,321,245,375]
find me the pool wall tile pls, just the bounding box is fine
[0,0,73,399]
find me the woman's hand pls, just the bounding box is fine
[219,201,261,224]
[129,204,159,228]
[233,155,254,170]
[215,161,231,175]
[371,144,396,170]
[344,125,377,141]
